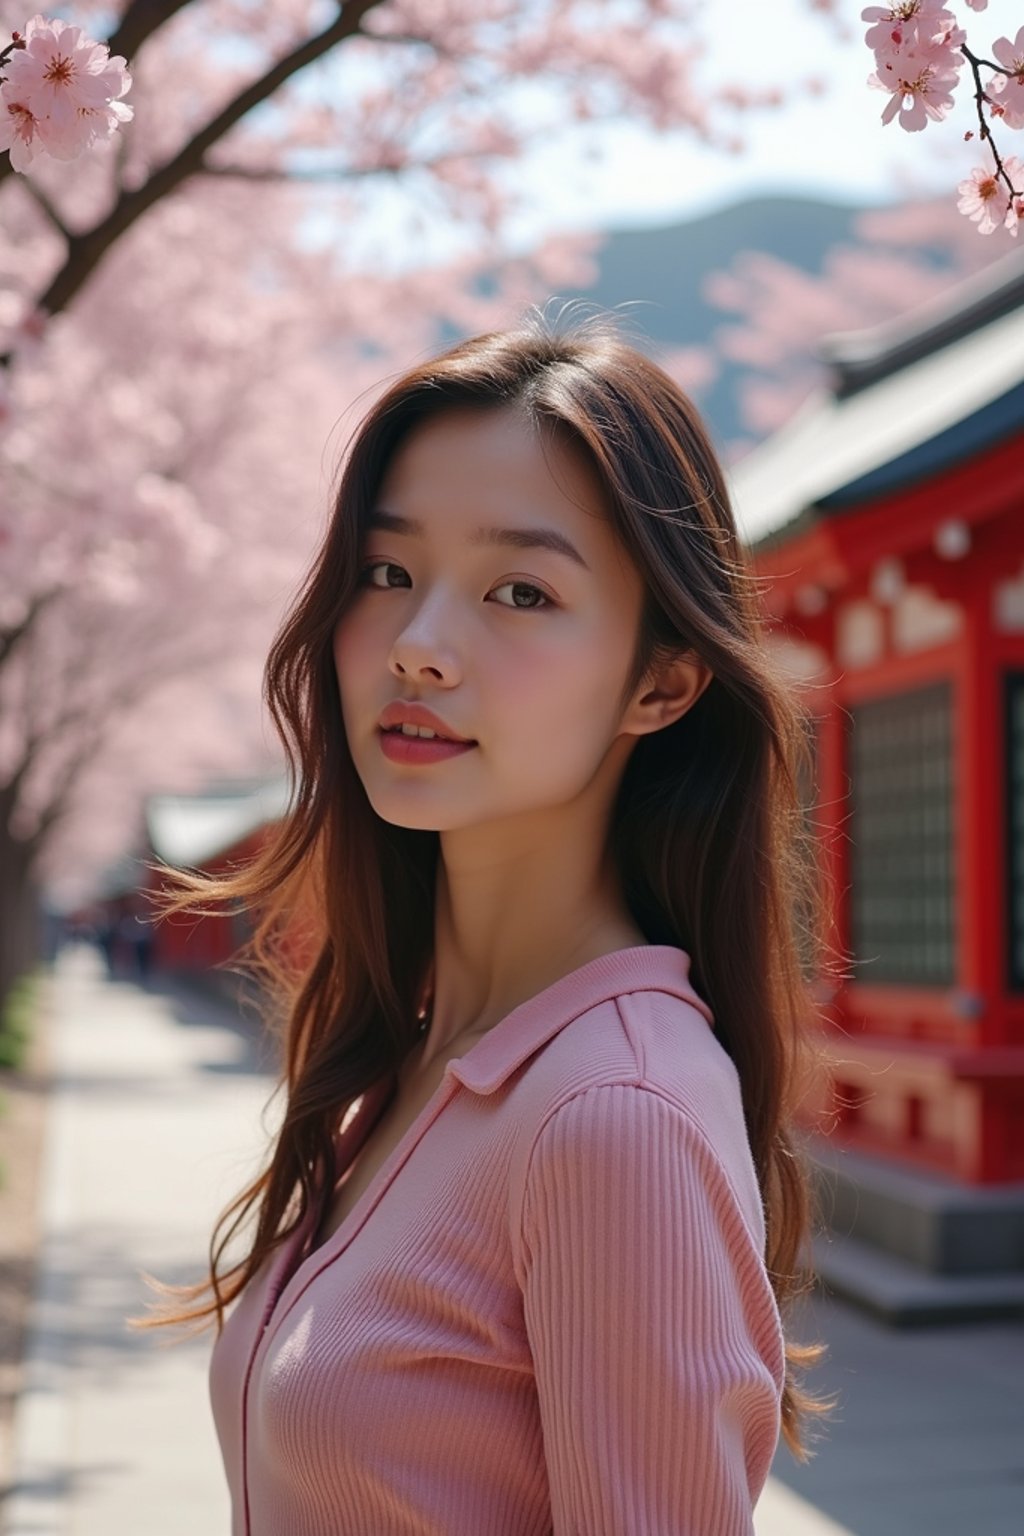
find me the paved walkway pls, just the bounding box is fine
[2,945,273,1535]
[3,944,1022,1533]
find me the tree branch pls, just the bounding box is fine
[104,0,199,62]
[196,161,389,182]
[32,0,388,320]
[1,619,245,857]
[25,713,120,851]
[0,587,61,669]
[195,153,448,182]
[961,43,1024,202]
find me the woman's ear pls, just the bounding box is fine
[624,651,713,739]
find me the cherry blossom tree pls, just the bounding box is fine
[0,0,827,1009]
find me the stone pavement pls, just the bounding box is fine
[3,943,1021,1534]
[765,1289,1023,1535]
[2,945,273,1536]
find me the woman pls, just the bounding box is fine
[132,307,839,1533]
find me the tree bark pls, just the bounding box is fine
[0,824,42,1019]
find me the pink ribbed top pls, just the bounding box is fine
[208,945,785,1534]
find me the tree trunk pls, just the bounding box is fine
[0,826,43,1019]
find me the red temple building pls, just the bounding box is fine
[86,778,291,991]
[729,246,1024,1321]
[143,777,294,977]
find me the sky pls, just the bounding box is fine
[511,1,1024,222]
[326,0,1024,271]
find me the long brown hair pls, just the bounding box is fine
[130,304,841,1461]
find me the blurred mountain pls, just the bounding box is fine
[551,193,872,447]
[451,193,873,448]
[462,191,989,453]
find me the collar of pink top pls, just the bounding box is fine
[437,945,713,1097]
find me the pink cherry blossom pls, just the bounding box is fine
[989,28,1024,131]
[0,13,132,164]
[869,39,962,129]
[862,2,961,60]
[0,88,43,172]
[956,155,1024,233]
[964,0,988,10]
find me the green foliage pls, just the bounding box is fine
[0,970,40,1071]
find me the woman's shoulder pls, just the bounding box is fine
[519,976,744,1142]
[504,978,763,1231]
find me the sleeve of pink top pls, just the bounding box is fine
[518,1082,784,1535]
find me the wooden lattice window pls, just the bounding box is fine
[794,710,823,979]
[847,681,955,986]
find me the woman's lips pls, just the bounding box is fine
[379,729,478,765]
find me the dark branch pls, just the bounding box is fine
[0,588,60,669]
[197,160,409,183]
[960,43,1024,204]
[30,1,388,320]
[104,0,198,62]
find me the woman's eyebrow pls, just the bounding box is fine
[366,508,590,572]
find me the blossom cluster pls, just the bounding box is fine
[863,2,1024,236]
[865,0,968,130]
[0,13,132,173]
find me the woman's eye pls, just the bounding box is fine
[357,561,553,611]
[489,579,552,611]
[358,560,406,590]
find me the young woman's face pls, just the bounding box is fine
[332,405,649,834]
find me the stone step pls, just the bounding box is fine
[799,1132,1024,1275]
[808,1227,1024,1325]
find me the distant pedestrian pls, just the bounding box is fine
[114,909,154,981]
[95,912,117,977]
[116,912,139,975]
